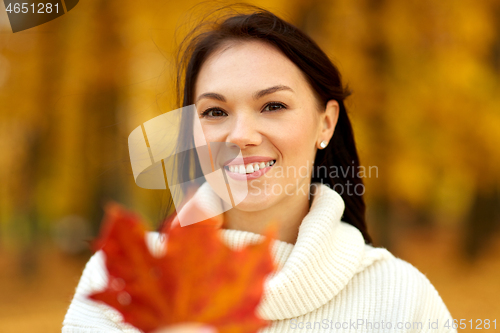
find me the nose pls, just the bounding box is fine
[226,111,262,149]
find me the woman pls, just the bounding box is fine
[63,5,456,333]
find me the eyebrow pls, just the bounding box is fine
[195,85,294,103]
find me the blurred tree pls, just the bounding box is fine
[79,0,130,234]
[1,0,499,263]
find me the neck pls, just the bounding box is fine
[221,183,313,244]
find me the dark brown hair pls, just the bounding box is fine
[163,3,372,244]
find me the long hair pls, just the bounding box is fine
[161,3,372,245]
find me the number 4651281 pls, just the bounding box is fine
[6,3,59,14]
[445,319,496,330]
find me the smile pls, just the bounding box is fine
[224,160,275,174]
[223,159,276,180]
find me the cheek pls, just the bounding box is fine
[274,113,318,161]
[193,121,227,154]
[192,115,205,147]
[194,120,226,145]
[193,129,205,148]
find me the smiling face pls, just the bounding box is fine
[193,40,337,212]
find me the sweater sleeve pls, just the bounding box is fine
[401,259,457,333]
[61,251,143,333]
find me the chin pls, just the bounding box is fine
[233,191,275,212]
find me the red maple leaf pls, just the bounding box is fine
[88,202,277,333]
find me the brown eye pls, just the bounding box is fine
[208,110,225,117]
[263,102,286,112]
[201,108,228,118]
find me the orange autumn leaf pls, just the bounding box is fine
[88,202,277,333]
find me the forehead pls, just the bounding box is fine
[194,40,307,97]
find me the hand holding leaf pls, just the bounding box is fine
[88,202,277,333]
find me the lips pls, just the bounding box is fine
[225,160,275,174]
[223,156,275,166]
[222,156,276,180]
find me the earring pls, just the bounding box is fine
[319,140,328,149]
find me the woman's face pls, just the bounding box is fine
[193,40,338,212]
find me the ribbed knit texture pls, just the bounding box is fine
[62,182,457,333]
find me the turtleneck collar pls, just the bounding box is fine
[178,181,370,320]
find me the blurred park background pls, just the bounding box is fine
[1,0,499,332]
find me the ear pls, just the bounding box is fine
[317,100,339,147]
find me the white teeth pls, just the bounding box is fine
[227,160,276,174]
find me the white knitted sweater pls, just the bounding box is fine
[62,182,457,333]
